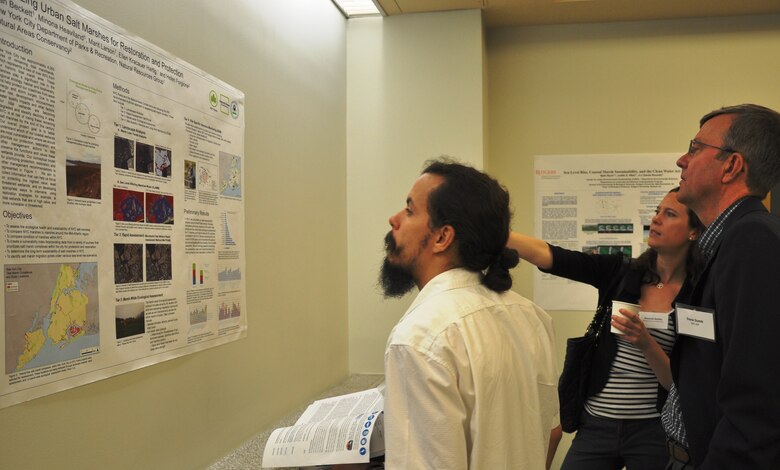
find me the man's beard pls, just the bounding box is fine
[379,231,417,298]
[379,257,416,298]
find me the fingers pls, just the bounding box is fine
[611,316,631,334]
[615,309,645,332]
[612,309,653,349]
[612,309,636,330]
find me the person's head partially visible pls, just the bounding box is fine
[677,104,780,225]
[637,187,706,285]
[380,157,519,298]
[648,188,704,255]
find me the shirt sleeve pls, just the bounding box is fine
[541,244,626,291]
[383,344,468,470]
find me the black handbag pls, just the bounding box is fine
[558,257,630,433]
[558,303,611,433]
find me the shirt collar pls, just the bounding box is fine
[698,197,749,259]
[401,268,480,321]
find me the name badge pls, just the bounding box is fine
[675,303,716,342]
[639,310,672,330]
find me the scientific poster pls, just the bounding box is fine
[0,0,246,408]
[533,154,680,310]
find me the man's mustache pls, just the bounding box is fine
[384,231,397,253]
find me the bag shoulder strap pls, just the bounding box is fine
[586,256,631,336]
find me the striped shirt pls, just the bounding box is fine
[585,313,676,419]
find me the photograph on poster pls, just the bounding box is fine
[114,136,135,170]
[115,302,145,340]
[114,244,144,284]
[66,151,101,200]
[113,188,145,222]
[145,193,174,224]
[135,142,154,174]
[154,147,172,178]
[145,244,172,282]
[184,160,197,189]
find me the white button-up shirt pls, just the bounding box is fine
[384,268,559,469]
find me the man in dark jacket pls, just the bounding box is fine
[663,104,780,469]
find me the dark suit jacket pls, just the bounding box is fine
[671,197,780,468]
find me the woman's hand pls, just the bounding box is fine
[506,232,554,270]
[611,308,672,389]
[611,308,653,351]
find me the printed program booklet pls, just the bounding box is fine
[262,387,385,468]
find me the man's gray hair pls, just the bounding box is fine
[701,104,780,197]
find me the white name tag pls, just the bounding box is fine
[675,303,716,342]
[639,310,672,329]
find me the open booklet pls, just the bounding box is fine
[262,387,385,468]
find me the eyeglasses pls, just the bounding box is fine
[688,139,736,156]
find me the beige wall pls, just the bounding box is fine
[487,13,780,467]
[0,1,349,468]
[5,3,780,468]
[346,10,485,373]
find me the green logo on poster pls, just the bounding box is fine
[230,101,239,119]
[209,90,218,108]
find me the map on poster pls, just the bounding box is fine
[0,0,246,408]
[5,263,99,374]
[219,152,242,198]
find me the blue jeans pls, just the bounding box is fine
[561,411,668,470]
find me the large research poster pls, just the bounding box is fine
[533,154,680,311]
[0,0,246,408]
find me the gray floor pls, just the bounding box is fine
[209,374,385,470]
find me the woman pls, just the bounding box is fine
[508,188,705,469]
